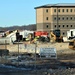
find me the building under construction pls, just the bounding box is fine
[35,3,75,36]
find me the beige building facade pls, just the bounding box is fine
[35,4,75,36]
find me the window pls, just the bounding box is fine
[59,25,60,27]
[67,25,68,27]
[66,17,68,20]
[70,17,72,20]
[62,17,64,20]
[66,9,68,12]
[58,9,60,12]
[63,25,64,27]
[46,25,49,28]
[58,17,60,20]
[62,9,64,12]
[63,32,65,35]
[54,9,56,12]
[55,25,56,27]
[46,9,48,13]
[70,9,72,12]
[71,25,72,27]
[54,17,56,20]
[46,17,48,20]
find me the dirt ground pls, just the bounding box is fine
[0,42,75,64]
[0,42,75,75]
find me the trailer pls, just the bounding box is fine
[67,29,75,40]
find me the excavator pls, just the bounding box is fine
[50,29,63,42]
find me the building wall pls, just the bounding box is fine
[36,8,52,31]
[36,8,44,23]
[36,7,75,36]
[36,8,43,31]
[43,8,52,23]
[52,7,75,36]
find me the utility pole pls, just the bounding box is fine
[5,40,7,63]
[57,7,58,29]
[5,40,7,50]
[18,39,19,66]
[34,42,37,70]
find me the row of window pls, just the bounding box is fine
[46,24,66,35]
[54,9,75,13]
[46,24,75,28]
[46,17,75,20]
[54,25,74,28]
[46,9,75,13]
[54,17,75,20]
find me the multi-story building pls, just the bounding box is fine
[35,3,75,36]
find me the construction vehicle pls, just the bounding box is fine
[34,31,50,42]
[14,30,50,43]
[67,29,75,50]
[17,30,63,43]
[66,29,75,50]
[27,31,50,43]
[68,39,75,50]
[11,29,63,43]
[50,29,63,42]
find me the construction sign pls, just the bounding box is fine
[40,47,57,59]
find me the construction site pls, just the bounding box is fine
[0,29,75,75]
[0,3,75,75]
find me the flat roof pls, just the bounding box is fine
[34,3,75,9]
